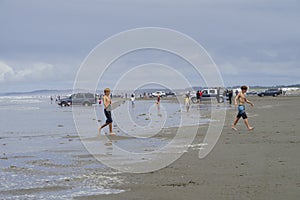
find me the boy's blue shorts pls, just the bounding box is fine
[237,105,247,119]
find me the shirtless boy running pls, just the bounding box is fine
[98,88,116,135]
[232,86,254,131]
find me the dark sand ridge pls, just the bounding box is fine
[75,96,300,200]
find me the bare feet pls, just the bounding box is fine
[248,127,254,131]
[109,132,116,136]
[231,126,238,131]
[98,127,101,134]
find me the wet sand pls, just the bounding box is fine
[77,96,300,200]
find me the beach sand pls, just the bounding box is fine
[77,96,300,200]
[1,96,299,199]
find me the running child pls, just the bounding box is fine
[98,88,116,135]
[232,86,254,131]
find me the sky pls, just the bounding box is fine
[0,0,299,92]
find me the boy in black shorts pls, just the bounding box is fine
[98,88,116,135]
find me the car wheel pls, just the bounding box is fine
[273,94,277,97]
[218,97,224,103]
[261,94,264,97]
[61,102,67,107]
[191,97,197,104]
[83,102,91,106]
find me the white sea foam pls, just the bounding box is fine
[9,99,43,103]
[0,106,40,111]
[187,143,208,148]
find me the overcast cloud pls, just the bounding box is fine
[0,0,299,92]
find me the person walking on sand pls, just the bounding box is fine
[228,90,233,105]
[98,88,116,135]
[232,86,254,131]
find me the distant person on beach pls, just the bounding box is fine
[199,90,203,102]
[232,86,254,131]
[156,95,161,104]
[130,94,135,105]
[196,90,200,103]
[228,90,233,105]
[185,91,191,112]
[98,88,115,135]
[50,96,53,104]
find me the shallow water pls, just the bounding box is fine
[0,96,124,199]
[0,96,214,199]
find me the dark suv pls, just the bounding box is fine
[57,93,97,106]
[257,89,282,97]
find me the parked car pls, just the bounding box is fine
[151,91,166,97]
[57,93,98,106]
[257,89,282,97]
[246,91,258,95]
[165,91,176,97]
[191,88,223,103]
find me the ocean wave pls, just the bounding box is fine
[9,99,43,104]
[0,106,40,111]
